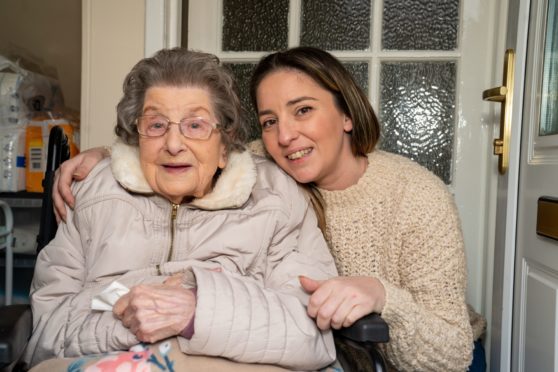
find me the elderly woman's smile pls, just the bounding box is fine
[162,162,191,172]
[139,86,227,204]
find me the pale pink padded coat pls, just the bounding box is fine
[24,141,337,370]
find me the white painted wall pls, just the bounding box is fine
[81,0,146,149]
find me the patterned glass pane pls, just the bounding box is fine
[222,0,288,51]
[379,62,456,184]
[224,63,261,140]
[382,0,459,50]
[301,0,371,50]
[343,62,369,94]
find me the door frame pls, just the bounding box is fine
[144,0,182,57]
[489,0,530,370]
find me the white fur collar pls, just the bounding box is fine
[110,140,257,210]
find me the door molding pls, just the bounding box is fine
[525,0,558,165]
[144,0,182,57]
[517,259,558,370]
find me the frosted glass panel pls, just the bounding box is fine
[343,62,369,94]
[540,0,558,136]
[382,0,459,50]
[224,63,260,140]
[301,0,371,50]
[380,62,456,183]
[222,0,288,51]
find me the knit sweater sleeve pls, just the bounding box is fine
[379,173,473,371]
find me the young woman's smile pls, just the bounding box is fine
[286,147,313,161]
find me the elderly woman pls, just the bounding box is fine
[23,48,337,371]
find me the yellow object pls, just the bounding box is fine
[25,118,79,192]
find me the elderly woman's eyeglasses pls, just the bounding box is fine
[136,115,220,140]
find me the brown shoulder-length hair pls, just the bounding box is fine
[249,46,381,232]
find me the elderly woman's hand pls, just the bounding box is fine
[113,283,196,343]
[299,275,386,331]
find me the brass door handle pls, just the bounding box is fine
[483,49,515,174]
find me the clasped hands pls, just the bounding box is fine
[113,273,196,343]
[299,275,386,330]
[112,272,385,342]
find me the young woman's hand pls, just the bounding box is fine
[53,146,110,222]
[113,283,196,343]
[299,275,386,330]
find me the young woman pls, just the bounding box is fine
[53,47,485,371]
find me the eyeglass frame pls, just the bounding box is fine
[136,114,221,140]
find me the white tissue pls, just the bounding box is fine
[91,281,130,311]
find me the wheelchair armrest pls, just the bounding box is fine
[0,304,32,366]
[333,313,389,343]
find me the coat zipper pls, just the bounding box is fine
[167,203,179,262]
[156,203,179,275]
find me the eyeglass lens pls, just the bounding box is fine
[139,115,214,139]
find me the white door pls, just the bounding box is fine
[487,0,558,370]
[511,0,558,369]
[183,1,507,327]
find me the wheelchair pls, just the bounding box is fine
[0,126,389,372]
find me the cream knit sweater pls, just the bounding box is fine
[319,150,484,372]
